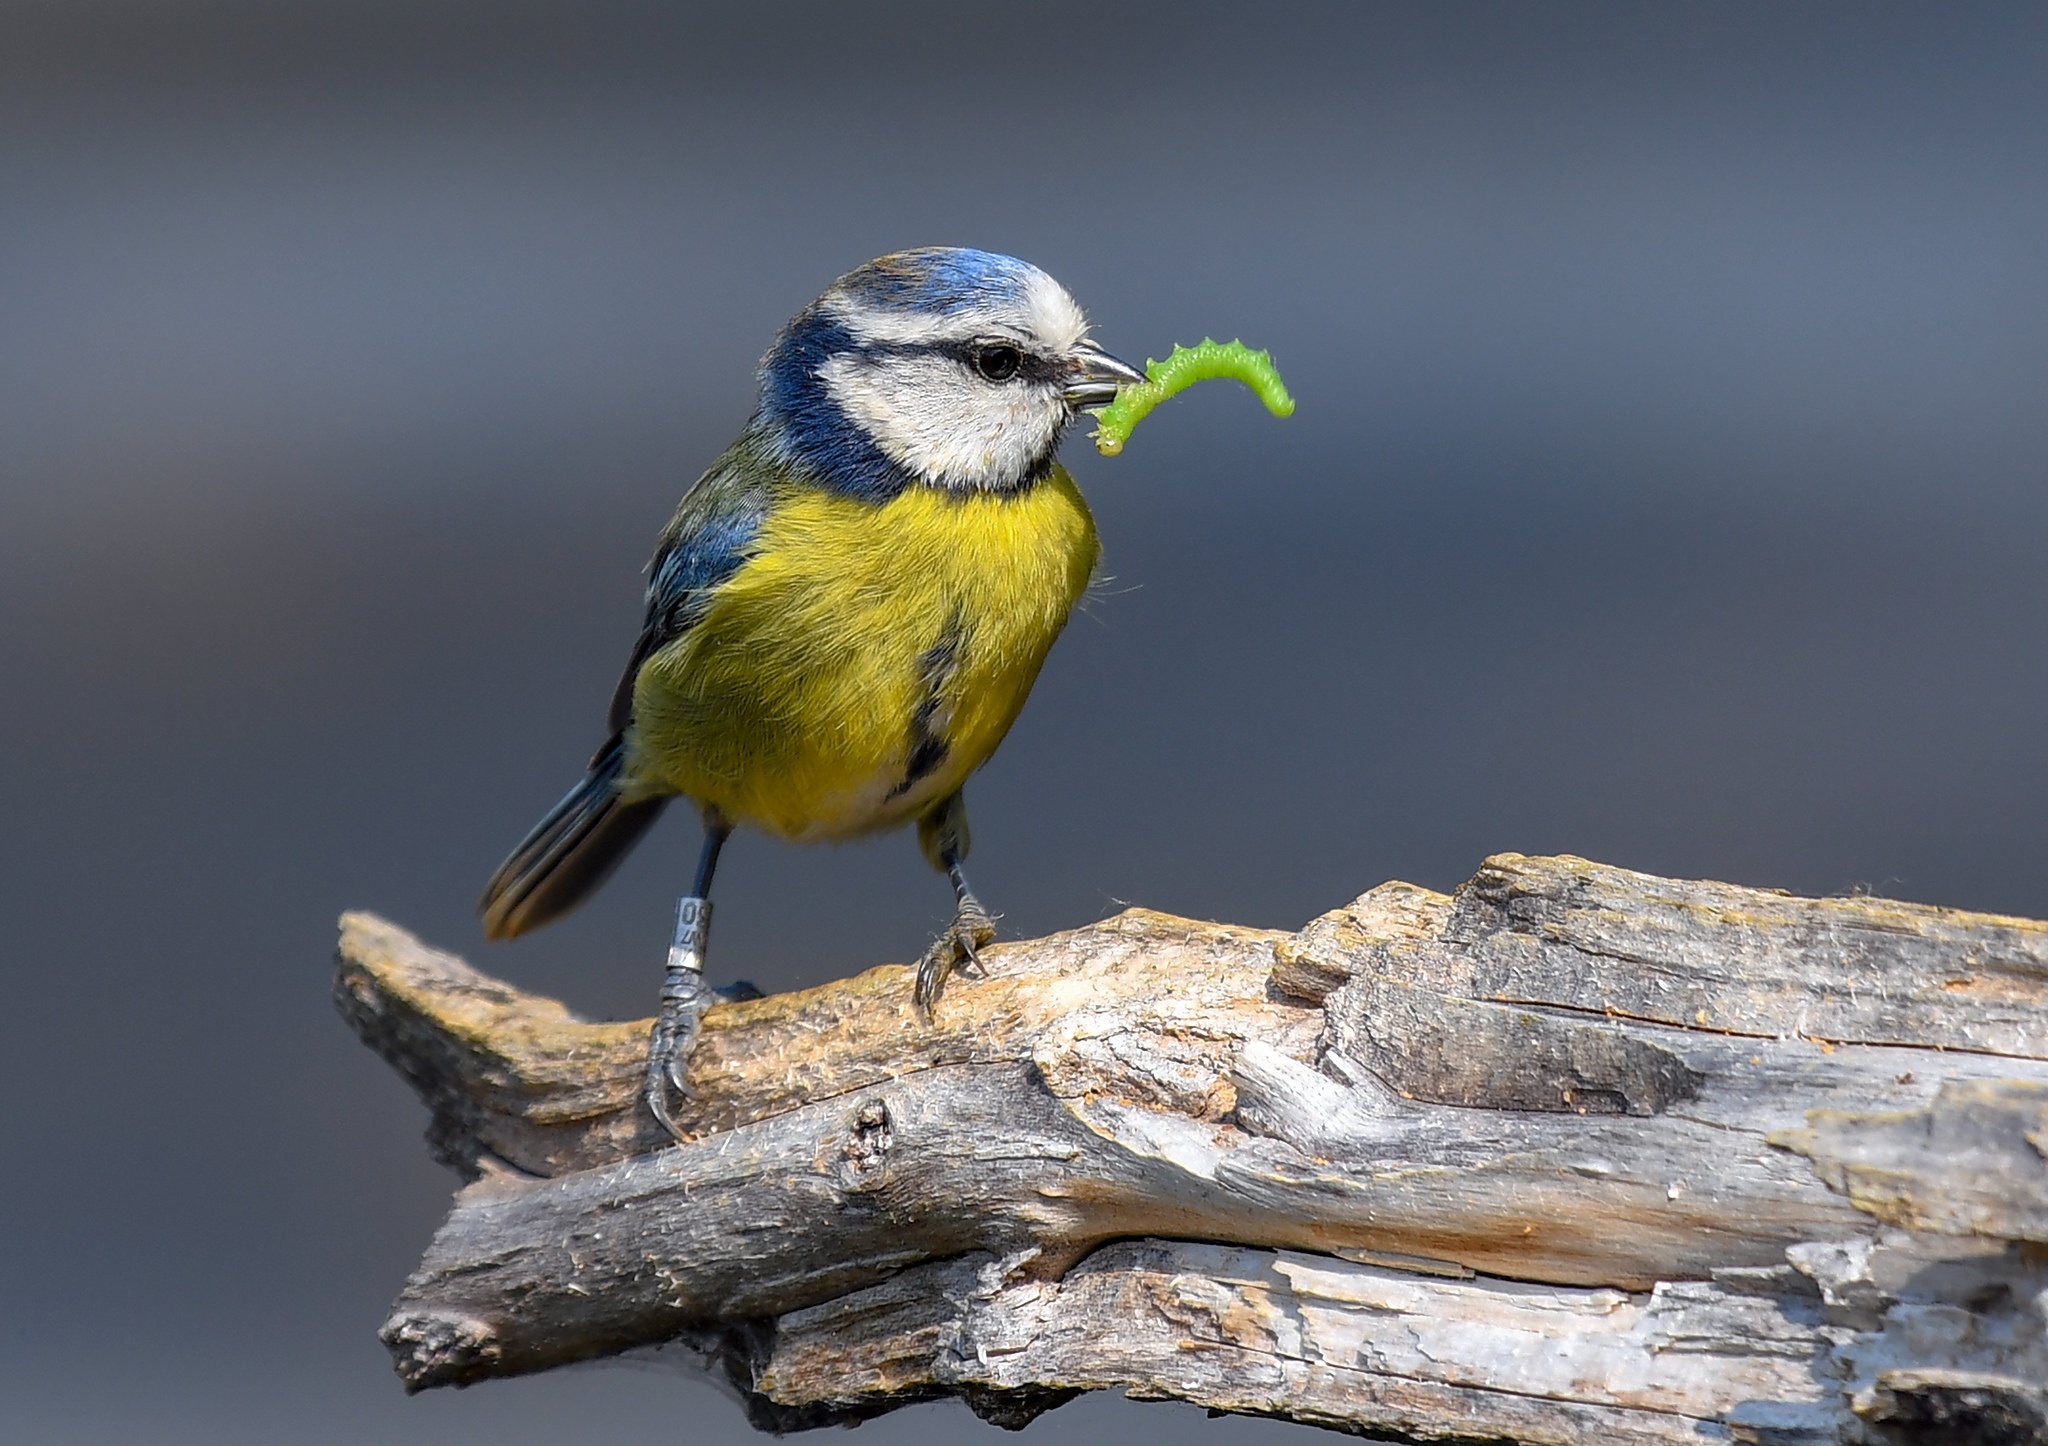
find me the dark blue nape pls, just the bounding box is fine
[758,308,914,503]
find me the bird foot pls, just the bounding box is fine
[915,895,997,1022]
[646,896,712,1143]
[646,976,706,1142]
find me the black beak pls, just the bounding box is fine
[1062,341,1146,411]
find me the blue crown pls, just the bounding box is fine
[835,248,1038,316]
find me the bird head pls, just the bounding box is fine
[756,248,1142,498]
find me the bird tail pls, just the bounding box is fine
[479,735,667,940]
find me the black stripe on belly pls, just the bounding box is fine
[888,622,961,801]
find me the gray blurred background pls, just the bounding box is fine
[3,2,2044,1441]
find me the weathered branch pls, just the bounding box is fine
[337,854,2048,1443]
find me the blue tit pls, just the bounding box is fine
[478,247,1143,1138]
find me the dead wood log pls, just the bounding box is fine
[337,853,2048,1443]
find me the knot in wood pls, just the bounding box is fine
[837,1098,894,1190]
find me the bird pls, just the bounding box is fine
[477,247,1143,1139]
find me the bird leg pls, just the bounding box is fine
[915,858,997,1022]
[646,818,729,1141]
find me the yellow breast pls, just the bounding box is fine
[625,467,1099,839]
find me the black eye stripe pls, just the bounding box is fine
[849,338,1056,385]
[963,341,1056,384]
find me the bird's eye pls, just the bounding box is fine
[973,345,1022,383]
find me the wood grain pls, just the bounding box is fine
[340,853,2048,1442]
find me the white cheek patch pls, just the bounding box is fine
[821,352,1065,491]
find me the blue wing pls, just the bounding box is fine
[606,437,772,736]
[482,434,773,939]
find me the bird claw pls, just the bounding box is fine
[665,1047,697,1100]
[915,896,998,1022]
[645,1009,700,1143]
[646,950,708,1143]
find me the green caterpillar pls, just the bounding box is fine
[1091,337,1296,456]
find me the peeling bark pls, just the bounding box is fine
[339,853,2048,1442]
